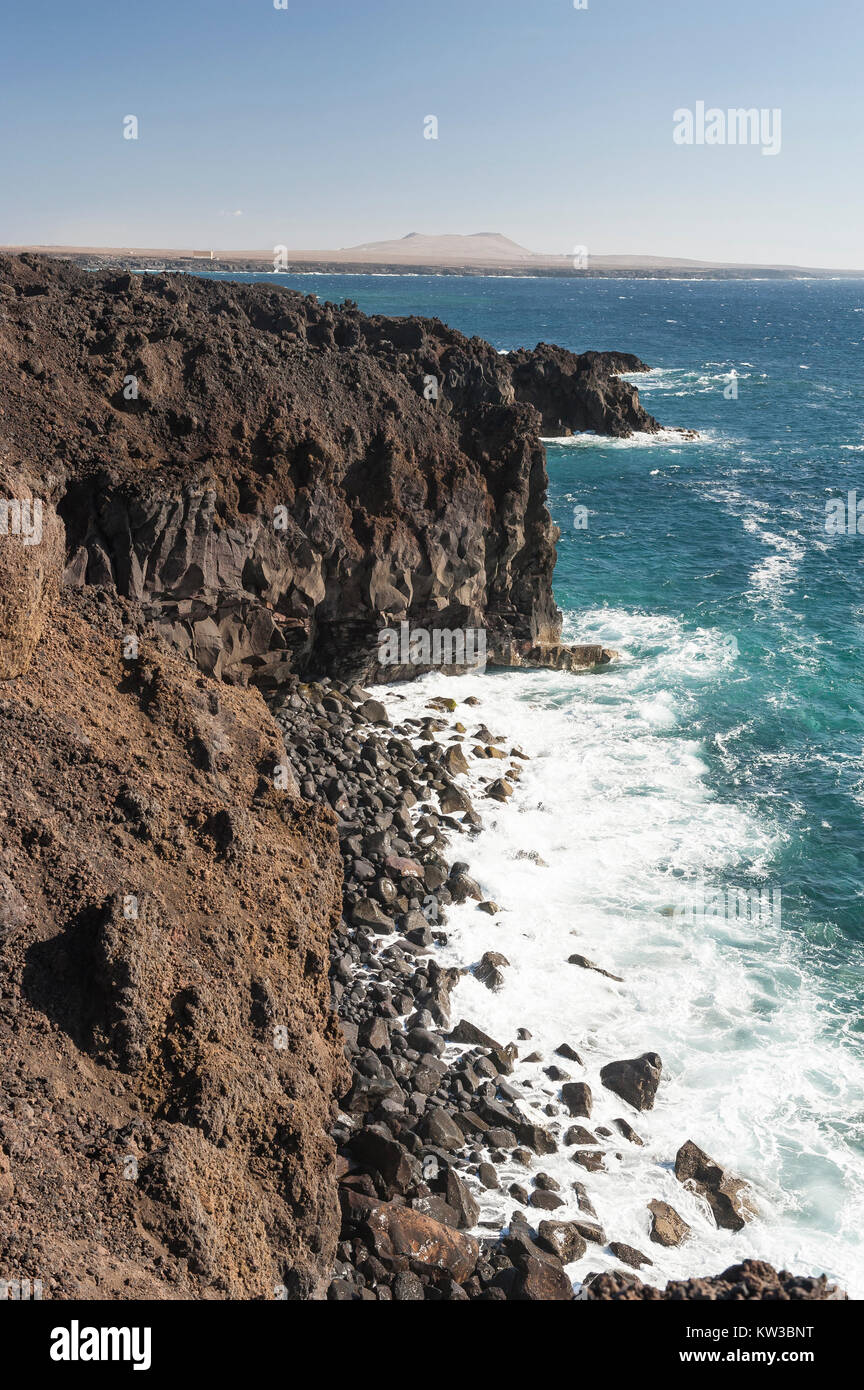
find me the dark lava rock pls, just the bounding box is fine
[584,1260,847,1301]
[420,1110,465,1153]
[674,1140,755,1232]
[599,1052,662,1111]
[475,950,509,992]
[613,1117,644,1146]
[609,1241,654,1271]
[529,1190,565,1212]
[537,1221,588,1264]
[564,1125,598,1146]
[567,952,623,981]
[561,1081,592,1118]
[502,1233,574,1301]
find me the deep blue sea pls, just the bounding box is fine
[212,271,864,1291]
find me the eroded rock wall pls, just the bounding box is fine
[0,254,653,686]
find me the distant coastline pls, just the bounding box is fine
[4,232,862,281]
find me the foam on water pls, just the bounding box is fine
[373,609,864,1294]
[540,428,711,449]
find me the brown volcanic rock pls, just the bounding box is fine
[648,1199,691,1248]
[0,254,660,688]
[600,1051,662,1110]
[345,1194,480,1283]
[0,588,349,1299]
[584,1259,847,1301]
[675,1140,756,1232]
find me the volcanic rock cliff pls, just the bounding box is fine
[0,254,661,687]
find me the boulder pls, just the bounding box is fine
[569,1217,606,1245]
[674,1141,755,1232]
[360,1198,480,1283]
[613,1117,644,1146]
[529,1190,564,1211]
[475,950,509,992]
[351,898,394,932]
[347,1125,418,1196]
[609,1241,654,1270]
[567,952,623,982]
[503,1234,574,1301]
[537,1221,588,1264]
[441,744,469,777]
[600,1052,662,1111]
[648,1199,691,1248]
[561,1081,592,1118]
[444,1168,480,1229]
[420,1109,465,1152]
[448,1019,503,1050]
[516,1122,557,1156]
[357,699,390,725]
[564,1125,598,1146]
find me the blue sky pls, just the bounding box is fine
[1,0,861,266]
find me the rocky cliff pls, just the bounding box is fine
[0,256,843,1305]
[0,254,662,687]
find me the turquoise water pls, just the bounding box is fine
[219,271,864,944]
[214,271,864,1288]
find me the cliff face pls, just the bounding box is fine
[0,254,657,687]
[0,571,349,1299]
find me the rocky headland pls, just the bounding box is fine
[0,255,842,1300]
[0,253,655,686]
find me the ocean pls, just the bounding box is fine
[215,271,864,1293]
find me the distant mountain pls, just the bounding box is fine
[342,232,543,264]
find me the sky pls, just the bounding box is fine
[1,0,861,267]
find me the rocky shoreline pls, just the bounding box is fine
[0,254,846,1301]
[271,674,845,1302]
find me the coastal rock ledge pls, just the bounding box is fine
[0,253,656,685]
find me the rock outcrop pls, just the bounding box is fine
[0,254,662,688]
[674,1140,756,1232]
[506,344,653,437]
[600,1052,663,1111]
[648,1199,692,1248]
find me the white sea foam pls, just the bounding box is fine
[373,610,864,1295]
[624,366,765,398]
[744,527,805,610]
[541,428,706,449]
